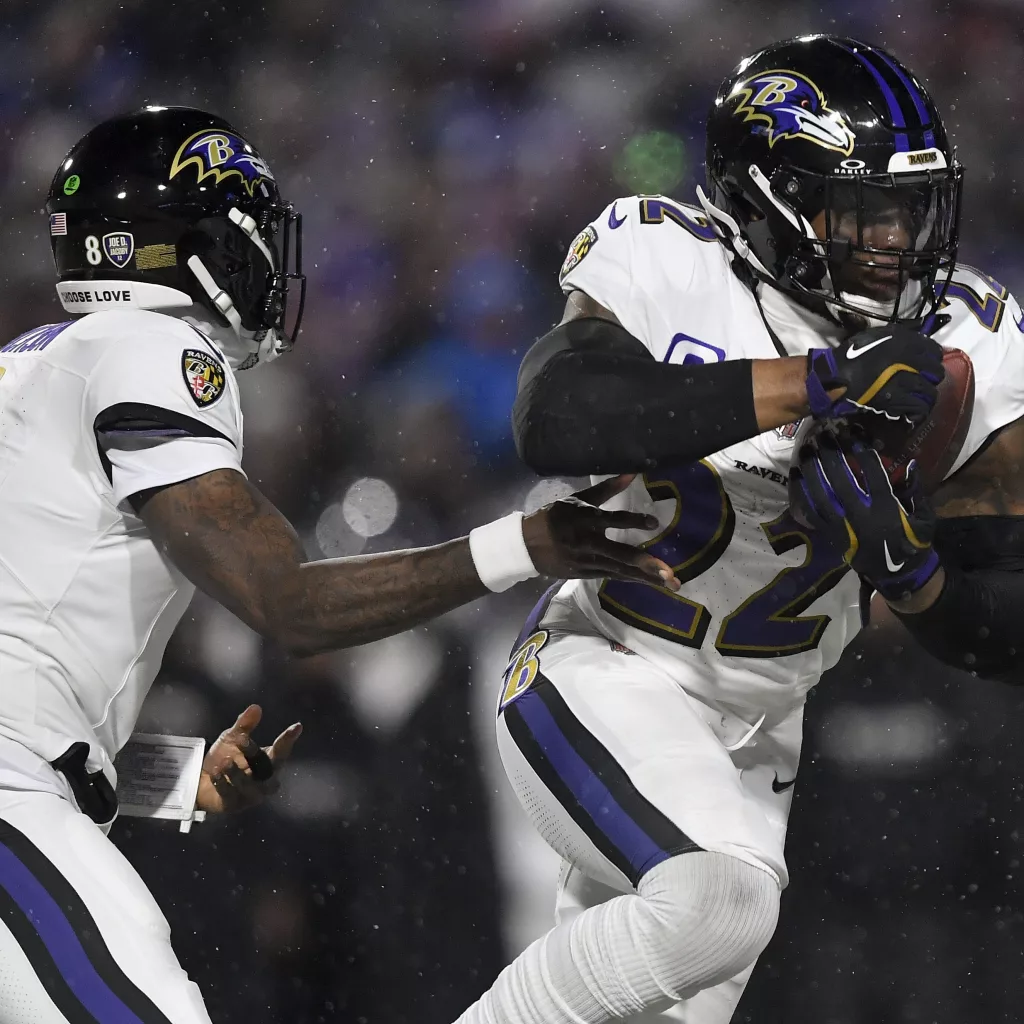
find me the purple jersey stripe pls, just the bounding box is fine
[836,43,910,152]
[516,689,670,877]
[0,841,149,1024]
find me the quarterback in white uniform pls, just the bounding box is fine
[456,35,1024,1024]
[0,107,677,1023]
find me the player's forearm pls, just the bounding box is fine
[513,348,811,475]
[137,469,499,656]
[275,540,487,655]
[889,514,1024,682]
[140,468,673,659]
[751,356,819,432]
[891,563,1024,681]
[884,566,945,615]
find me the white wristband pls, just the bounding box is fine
[469,511,539,593]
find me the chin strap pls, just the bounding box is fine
[186,254,243,334]
[696,184,773,279]
[746,164,819,243]
[185,254,282,370]
[228,208,275,266]
[698,180,847,331]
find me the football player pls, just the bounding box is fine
[0,106,679,1023]
[455,35,1024,1024]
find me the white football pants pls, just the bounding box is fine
[0,786,211,1024]
[554,861,757,1023]
[474,597,804,1023]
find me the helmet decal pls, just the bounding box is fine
[169,130,275,197]
[732,70,856,156]
[102,232,134,269]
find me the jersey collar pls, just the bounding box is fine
[756,283,845,356]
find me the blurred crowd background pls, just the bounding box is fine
[3,0,1024,1020]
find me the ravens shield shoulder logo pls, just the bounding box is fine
[559,225,598,283]
[181,349,225,407]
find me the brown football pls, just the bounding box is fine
[788,349,976,527]
[863,347,975,493]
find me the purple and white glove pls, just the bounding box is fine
[805,324,944,425]
[790,426,939,601]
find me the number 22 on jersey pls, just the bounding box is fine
[599,462,850,658]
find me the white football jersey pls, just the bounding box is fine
[554,194,1024,720]
[0,310,244,788]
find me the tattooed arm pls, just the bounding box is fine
[887,415,1024,615]
[878,415,1024,682]
[929,416,1024,519]
[134,469,677,657]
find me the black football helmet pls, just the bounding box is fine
[700,35,962,327]
[45,105,305,369]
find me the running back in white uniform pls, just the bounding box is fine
[554,194,1024,725]
[478,195,1024,1024]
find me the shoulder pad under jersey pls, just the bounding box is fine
[78,309,243,448]
[931,264,1024,474]
[558,195,730,340]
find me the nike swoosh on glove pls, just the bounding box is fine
[789,427,940,601]
[806,324,944,425]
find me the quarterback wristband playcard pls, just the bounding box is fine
[114,733,207,832]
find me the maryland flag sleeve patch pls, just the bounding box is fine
[181,349,226,407]
[559,225,598,283]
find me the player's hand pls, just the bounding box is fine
[805,324,944,425]
[790,428,939,601]
[523,474,680,590]
[196,705,302,814]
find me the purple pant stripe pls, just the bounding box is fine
[516,690,670,877]
[0,841,148,1024]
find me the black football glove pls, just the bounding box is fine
[806,324,944,426]
[790,427,940,602]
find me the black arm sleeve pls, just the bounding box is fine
[894,515,1024,683]
[512,317,761,475]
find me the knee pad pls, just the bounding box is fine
[634,851,780,999]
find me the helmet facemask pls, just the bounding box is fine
[184,202,305,370]
[709,160,962,328]
[786,166,961,326]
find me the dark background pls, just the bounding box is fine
[4,0,1024,1020]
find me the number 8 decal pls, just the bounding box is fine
[85,235,103,266]
[599,465,849,658]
